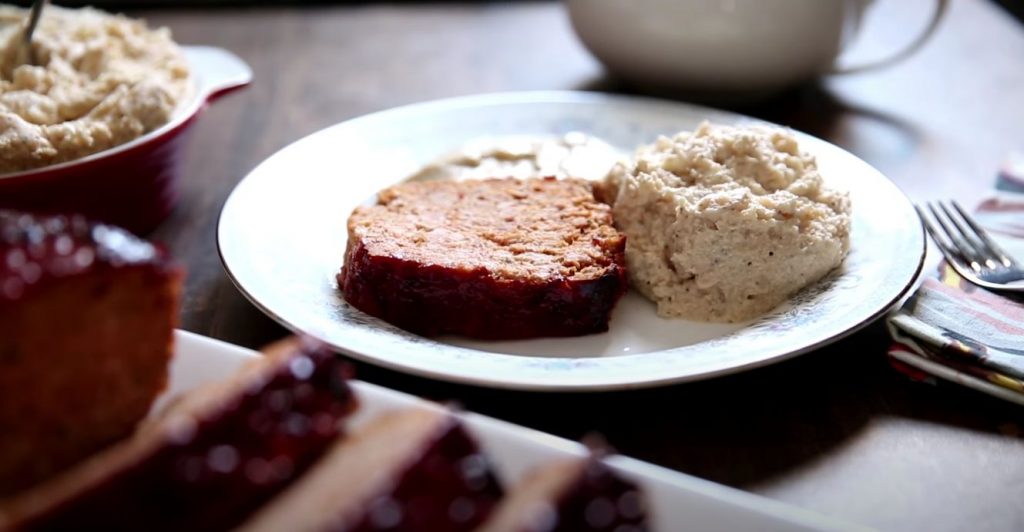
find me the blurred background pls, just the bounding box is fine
[0,0,1020,20]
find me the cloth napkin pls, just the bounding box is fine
[886,154,1024,406]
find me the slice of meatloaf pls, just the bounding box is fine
[338,177,627,339]
[478,456,648,532]
[0,211,181,497]
[0,337,358,531]
[239,409,502,532]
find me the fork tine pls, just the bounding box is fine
[916,205,950,248]
[935,202,994,268]
[918,205,973,270]
[950,201,1015,268]
[926,203,983,269]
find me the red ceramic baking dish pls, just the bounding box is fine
[0,46,252,235]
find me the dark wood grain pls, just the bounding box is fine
[133,1,1024,530]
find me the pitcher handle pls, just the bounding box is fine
[829,0,949,75]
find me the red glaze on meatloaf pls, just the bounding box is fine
[0,211,181,497]
[239,409,503,532]
[338,178,627,339]
[479,456,648,532]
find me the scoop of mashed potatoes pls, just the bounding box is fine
[0,6,190,174]
[605,122,851,322]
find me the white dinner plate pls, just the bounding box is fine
[218,91,925,391]
[168,330,861,531]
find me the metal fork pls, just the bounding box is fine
[917,200,1024,292]
[917,199,1024,290]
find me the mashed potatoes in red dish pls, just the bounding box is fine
[0,6,190,174]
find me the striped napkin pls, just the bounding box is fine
[887,153,1024,406]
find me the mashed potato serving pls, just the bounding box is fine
[0,5,190,174]
[604,122,851,322]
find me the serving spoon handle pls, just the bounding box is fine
[19,0,48,66]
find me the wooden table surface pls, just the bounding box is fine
[132,1,1024,530]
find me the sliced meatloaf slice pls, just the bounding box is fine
[477,456,648,532]
[0,337,358,531]
[0,210,181,497]
[339,177,627,339]
[238,409,503,532]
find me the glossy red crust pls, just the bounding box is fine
[347,416,503,532]
[548,459,648,532]
[3,338,358,532]
[0,210,181,496]
[0,211,170,304]
[339,178,627,339]
[480,457,647,532]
